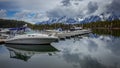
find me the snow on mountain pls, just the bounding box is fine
[36,13,120,24]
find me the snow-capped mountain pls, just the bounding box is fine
[36,13,120,24]
[36,16,80,24]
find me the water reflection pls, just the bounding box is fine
[52,34,120,68]
[92,29,120,37]
[5,44,58,61]
[0,33,120,68]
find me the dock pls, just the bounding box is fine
[56,30,91,39]
[46,29,91,39]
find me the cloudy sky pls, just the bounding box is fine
[0,0,120,23]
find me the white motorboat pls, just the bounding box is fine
[0,28,10,33]
[5,33,58,44]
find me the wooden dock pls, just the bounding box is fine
[55,29,91,39]
[43,29,91,39]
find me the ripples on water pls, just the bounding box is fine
[0,33,120,68]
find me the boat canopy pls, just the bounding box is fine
[9,27,26,31]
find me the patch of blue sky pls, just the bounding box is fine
[7,11,18,17]
[27,13,35,18]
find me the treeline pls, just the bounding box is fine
[0,19,120,30]
[33,20,120,30]
[83,20,120,29]
[0,19,75,30]
[33,23,79,30]
[0,19,34,28]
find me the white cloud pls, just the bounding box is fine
[15,0,62,12]
[13,10,49,24]
[0,9,7,18]
[0,0,62,12]
[0,0,11,2]
[0,0,119,23]
[0,0,61,23]
[47,0,113,18]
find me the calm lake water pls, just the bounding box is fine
[0,30,120,68]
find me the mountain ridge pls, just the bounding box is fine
[36,13,120,24]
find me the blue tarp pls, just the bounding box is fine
[9,27,26,31]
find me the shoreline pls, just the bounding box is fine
[91,28,120,30]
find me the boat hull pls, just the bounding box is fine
[5,38,57,45]
[5,44,58,52]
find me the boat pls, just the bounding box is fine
[5,33,58,45]
[70,26,82,31]
[0,28,10,33]
[44,27,91,39]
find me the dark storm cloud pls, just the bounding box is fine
[61,0,71,6]
[107,0,120,15]
[0,1,19,10]
[61,0,83,6]
[87,2,98,14]
[47,8,61,17]
[47,0,100,18]
[0,0,120,23]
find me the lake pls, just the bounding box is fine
[0,29,120,68]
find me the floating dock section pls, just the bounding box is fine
[56,30,91,39]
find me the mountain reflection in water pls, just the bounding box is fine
[0,32,120,68]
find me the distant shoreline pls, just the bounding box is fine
[91,28,120,30]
